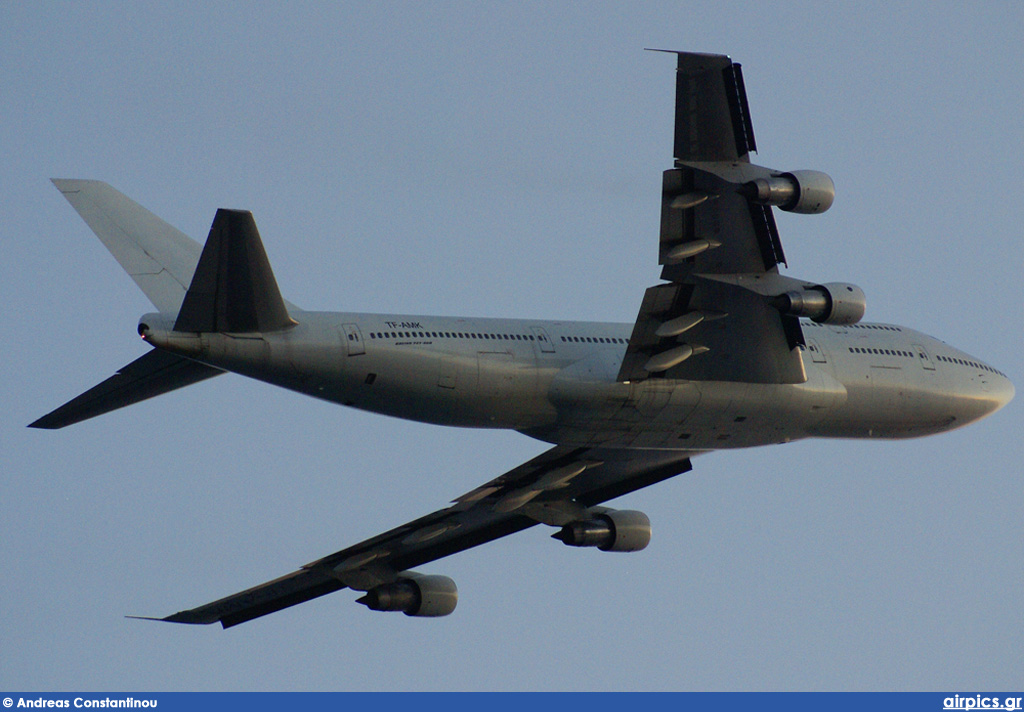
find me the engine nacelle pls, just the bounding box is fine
[741,170,835,214]
[356,573,458,617]
[776,282,866,325]
[552,509,651,552]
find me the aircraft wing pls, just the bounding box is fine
[618,52,806,384]
[156,445,693,627]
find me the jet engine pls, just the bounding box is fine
[741,170,835,214]
[356,573,458,617]
[775,282,866,325]
[552,509,651,552]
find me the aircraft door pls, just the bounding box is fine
[807,339,828,364]
[342,324,365,356]
[912,343,936,371]
[530,326,555,353]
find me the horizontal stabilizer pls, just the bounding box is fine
[173,209,294,333]
[29,350,223,429]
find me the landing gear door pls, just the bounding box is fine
[342,323,365,356]
[530,326,555,353]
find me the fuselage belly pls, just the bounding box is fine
[141,310,1012,452]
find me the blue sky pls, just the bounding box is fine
[2,2,1022,691]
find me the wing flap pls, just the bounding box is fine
[651,50,756,163]
[658,167,785,277]
[618,279,806,384]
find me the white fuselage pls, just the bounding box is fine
[141,311,1013,452]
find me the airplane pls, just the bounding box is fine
[32,51,1013,628]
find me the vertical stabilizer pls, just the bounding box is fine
[173,209,295,333]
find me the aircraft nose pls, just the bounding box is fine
[971,371,1015,422]
[990,374,1015,414]
[950,364,1014,427]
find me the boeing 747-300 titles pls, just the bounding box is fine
[32,51,1013,627]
